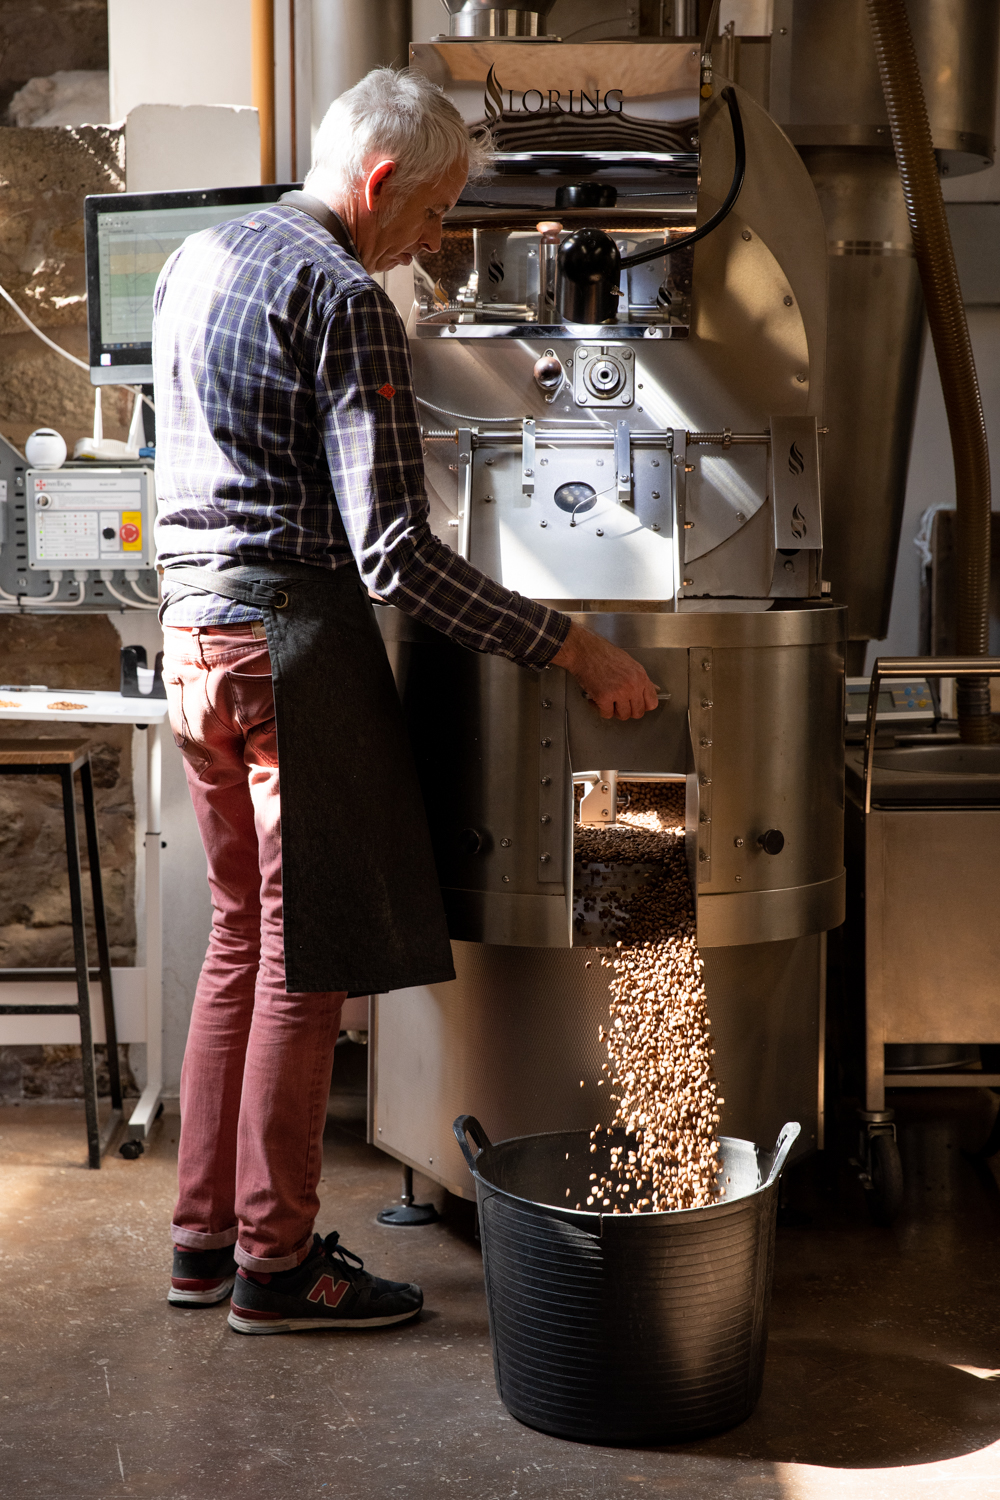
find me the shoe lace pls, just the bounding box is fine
[319,1231,366,1278]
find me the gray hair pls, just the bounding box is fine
[306,67,491,211]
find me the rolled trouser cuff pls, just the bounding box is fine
[171,1223,238,1250]
[234,1236,314,1273]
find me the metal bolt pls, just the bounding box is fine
[540,852,551,863]
[524,467,533,477]
[784,559,794,571]
[699,850,709,861]
[651,523,661,531]
[540,776,552,786]
[541,698,552,708]
[485,457,494,466]
[783,295,793,307]
[540,519,548,528]
[502,875,510,882]
[596,459,604,466]
[735,875,742,883]
[596,528,604,536]
[702,659,711,671]
[795,373,806,383]
[741,229,752,242]
[652,491,660,499]
[540,814,551,825]
[701,698,713,708]
[540,738,552,748]
[734,837,744,848]
[700,737,712,747]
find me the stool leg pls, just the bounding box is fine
[61,767,100,1169]
[79,758,121,1111]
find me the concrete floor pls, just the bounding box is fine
[2,1051,1000,1499]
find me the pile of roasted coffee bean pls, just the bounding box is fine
[575,782,722,1213]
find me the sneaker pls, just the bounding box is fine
[227,1231,423,1335]
[168,1244,237,1306]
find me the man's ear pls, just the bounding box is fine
[365,160,396,213]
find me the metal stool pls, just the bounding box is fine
[0,739,121,1167]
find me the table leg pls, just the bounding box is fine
[128,722,163,1138]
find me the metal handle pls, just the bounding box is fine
[453,1114,492,1174]
[762,1121,801,1189]
[863,655,1000,814]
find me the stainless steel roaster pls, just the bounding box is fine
[369,14,846,1198]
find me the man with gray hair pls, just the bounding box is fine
[153,67,657,1336]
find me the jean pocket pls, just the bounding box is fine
[165,675,213,776]
[229,668,279,767]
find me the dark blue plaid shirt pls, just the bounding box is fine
[152,204,568,667]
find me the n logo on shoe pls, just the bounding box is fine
[306,1274,350,1308]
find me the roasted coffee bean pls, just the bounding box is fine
[576,783,720,1213]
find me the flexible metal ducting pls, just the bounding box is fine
[867,0,994,741]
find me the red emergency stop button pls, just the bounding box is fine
[120,522,140,544]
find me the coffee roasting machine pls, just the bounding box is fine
[369,0,997,1203]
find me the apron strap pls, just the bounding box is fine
[161,564,295,612]
[276,192,359,259]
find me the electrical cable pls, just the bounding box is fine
[127,577,160,607]
[0,282,155,413]
[100,574,157,610]
[618,88,745,271]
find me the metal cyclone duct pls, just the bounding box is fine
[773,0,999,665]
[444,0,558,37]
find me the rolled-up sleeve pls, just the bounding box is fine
[314,284,569,669]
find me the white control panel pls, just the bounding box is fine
[26,467,155,571]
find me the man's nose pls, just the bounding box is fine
[421,219,443,254]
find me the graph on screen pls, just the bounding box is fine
[96,203,265,346]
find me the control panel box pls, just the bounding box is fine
[26,467,155,571]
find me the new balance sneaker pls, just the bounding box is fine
[227,1231,423,1335]
[168,1244,237,1306]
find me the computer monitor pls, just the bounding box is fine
[84,184,298,385]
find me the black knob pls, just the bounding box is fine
[102,527,116,539]
[459,828,483,855]
[758,829,785,855]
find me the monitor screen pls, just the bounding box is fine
[84,184,298,385]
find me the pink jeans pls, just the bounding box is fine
[162,623,345,1271]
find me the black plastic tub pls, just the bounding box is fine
[454,1115,799,1446]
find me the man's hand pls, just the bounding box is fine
[550,621,659,721]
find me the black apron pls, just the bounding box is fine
[164,195,454,994]
[166,561,456,995]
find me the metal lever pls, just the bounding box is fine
[615,420,631,504]
[863,655,1000,814]
[522,416,535,496]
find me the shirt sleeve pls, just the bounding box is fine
[313,282,570,669]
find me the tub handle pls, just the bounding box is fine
[454,1114,492,1173]
[762,1121,801,1189]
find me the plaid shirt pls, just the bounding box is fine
[152,204,569,667]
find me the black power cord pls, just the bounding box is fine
[619,87,746,271]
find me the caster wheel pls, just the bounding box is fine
[866,1133,903,1226]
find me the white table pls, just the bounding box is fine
[0,688,168,1139]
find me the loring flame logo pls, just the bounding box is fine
[487,249,505,285]
[484,65,504,125]
[788,441,805,477]
[791,503,807,540]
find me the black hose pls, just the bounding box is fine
[620,87,746,271]
[867,0,995,742]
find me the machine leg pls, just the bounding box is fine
[856,1109,903,1226]
[377,1164,440,1226]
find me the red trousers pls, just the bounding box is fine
[162,624,345,1270]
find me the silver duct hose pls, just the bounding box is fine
[867,0,995,741]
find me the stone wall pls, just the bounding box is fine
[0,96,142,1099]
[0,0,109,119]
